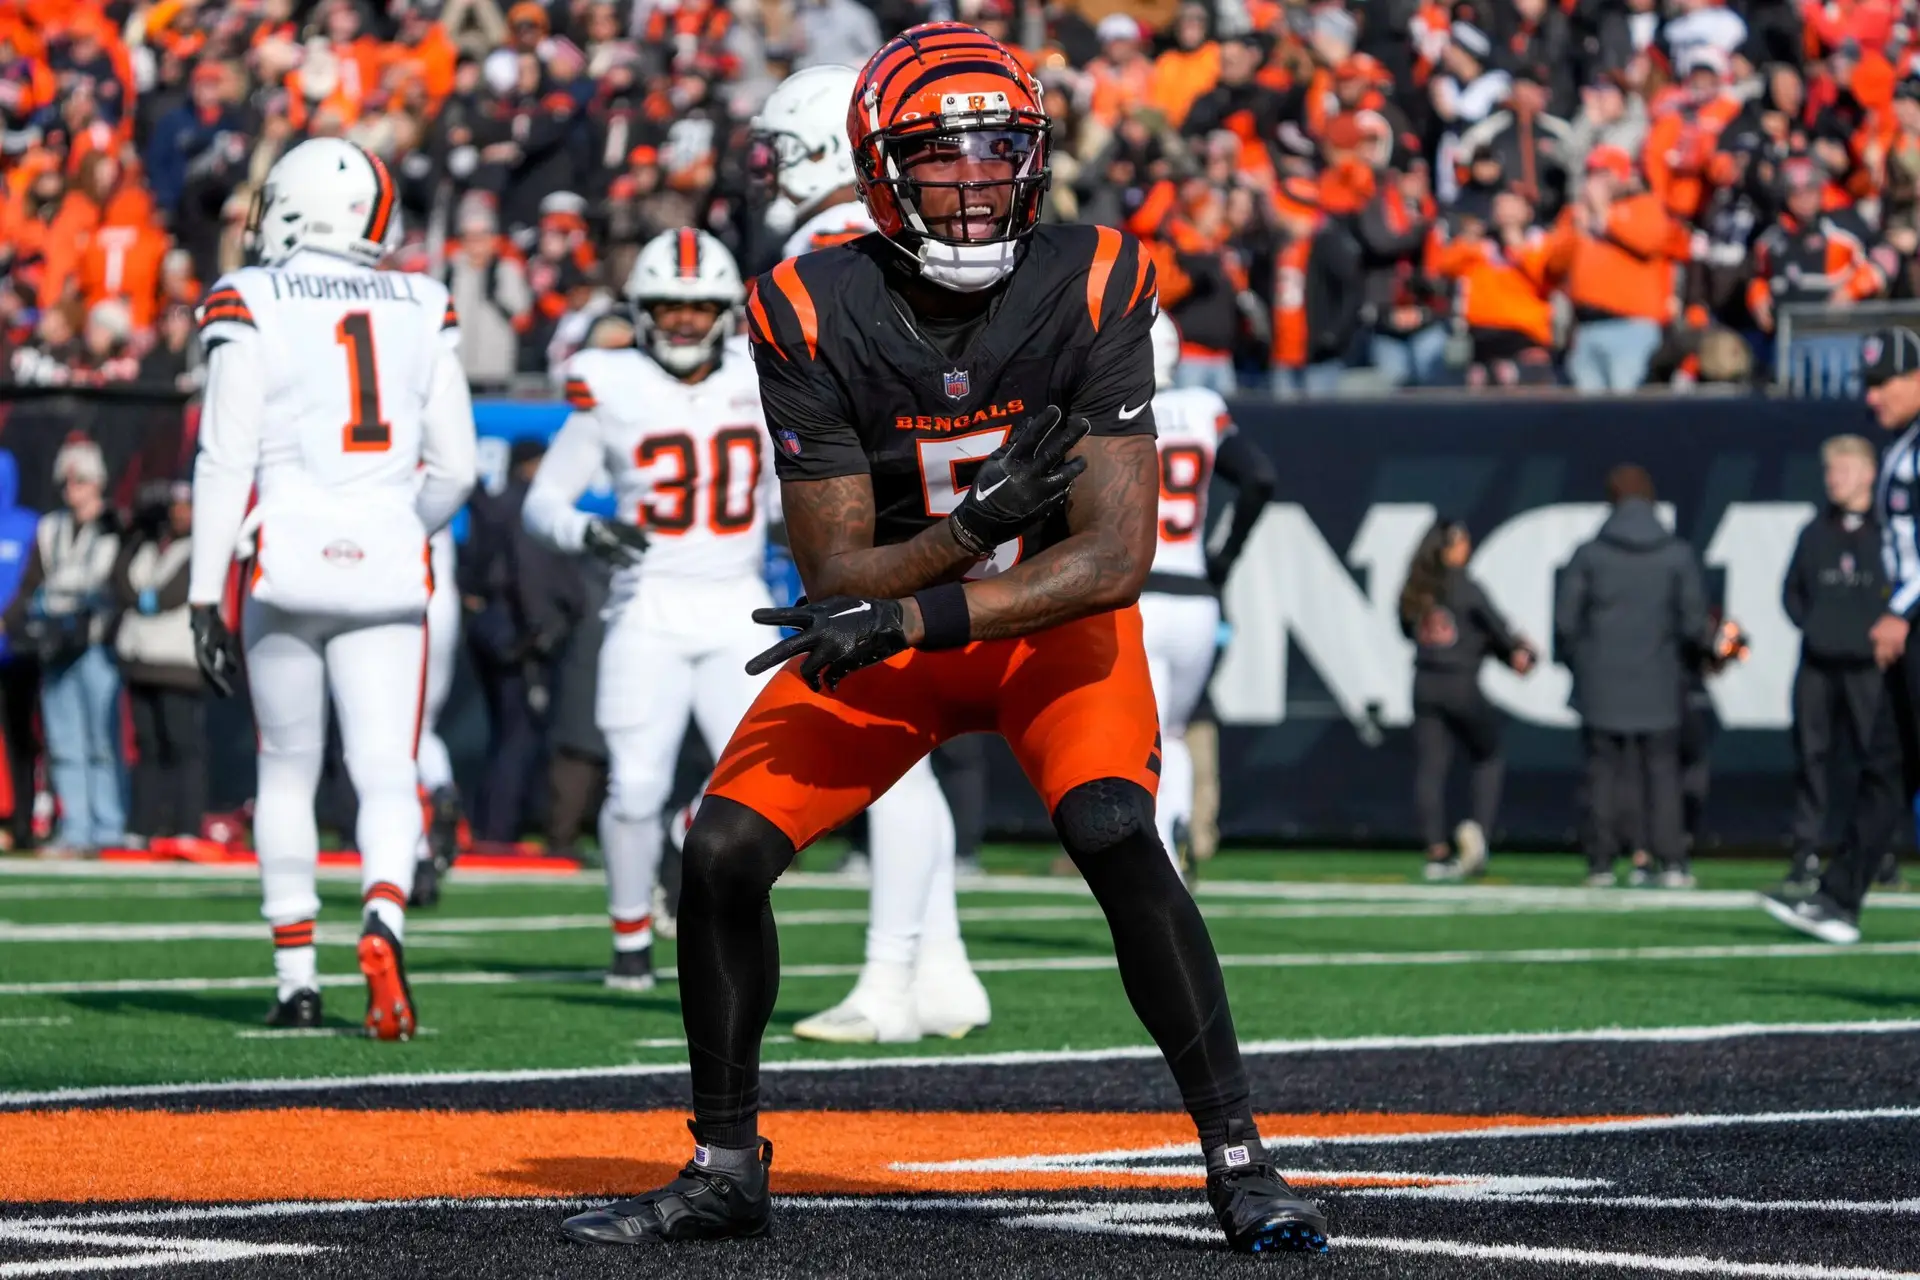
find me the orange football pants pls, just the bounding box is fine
[707,604,1162,850]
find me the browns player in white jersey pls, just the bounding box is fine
[748,65,987,1044]
[755,64,878,260]
[187,138,478,1039]
[523,227,779,992]
[1141,313,1275,866]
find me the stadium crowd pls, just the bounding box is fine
[0,0,1912,394]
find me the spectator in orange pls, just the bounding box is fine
[1643,46,1743,221]
[1550,146,1689,393]
[0,27,57,140]
[1150,4,1219,129]
[1426,187,1557,387]
[387,6,458,115]
[35,151,118,314]
[1182,31,1287,181]
[1747,156,1885,334]
[78,188,168,332]
[1088,14,1155,131]
[319,0,393,101]
[1268,176,1364,398]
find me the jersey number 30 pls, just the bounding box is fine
[918,429,1023,579]
[633,428,762,535]
[336,311,391,453]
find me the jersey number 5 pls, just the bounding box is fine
[917,429,1023,579]
[336,311,391,453]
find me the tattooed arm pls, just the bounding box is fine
[902,433,1157,644]
[782,474,982,600]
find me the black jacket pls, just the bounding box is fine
[1303,221,1366,364]
[460,479,585,667]
[1554,499,1712,734]
[1783,505,1887,665]
[1404,570,1522,690]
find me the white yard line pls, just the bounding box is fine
[6,937,1917,998]
[1353,1187,1920,1215]
[0,1224,322,1276]
[1330,1236,1920,1279]
[3,1019,1917,1109]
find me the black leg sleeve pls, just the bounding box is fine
[677,796,797,1148]
[1054,778,1252,1150]
[1411,707,1452,849]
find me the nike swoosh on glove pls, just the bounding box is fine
[948,405,1090,557]
[746,596,908,692]
[190,604,241,698]
[583,518,649,568]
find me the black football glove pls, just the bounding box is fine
[582,517,649,569]
[190,604,240,698]
[947,405,1090,557]
[746,596,909,692]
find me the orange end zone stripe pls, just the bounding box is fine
[770,258,818,359]
[0,1110,1641,1204]
[1086,226,1122,333]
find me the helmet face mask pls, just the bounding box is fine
[627,227,744,377]
[850,25,1052,291]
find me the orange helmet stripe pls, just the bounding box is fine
[364,151,395,245]
[677,226,700,278]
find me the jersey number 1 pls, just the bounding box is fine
[336,311,391,453]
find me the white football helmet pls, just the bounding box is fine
[627,226,746,376]
[247,137,400,267]
[752,65,859,219]
[1151,310,1181,391]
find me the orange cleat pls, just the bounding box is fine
[357,916,417,1041]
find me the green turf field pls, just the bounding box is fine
[3,849,1917,1094]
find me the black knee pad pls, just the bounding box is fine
[1053,778,1158,860]
[681,796,796,911]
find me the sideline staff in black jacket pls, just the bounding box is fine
[1555,465,1723,885]
[1781,435,1889,888]
[1399,520,1535,880]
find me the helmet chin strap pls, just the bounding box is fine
[914,238,1017,293]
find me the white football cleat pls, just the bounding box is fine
[1453,820,1488,877]
[913,937,990,1039]
[792,961,920,1044]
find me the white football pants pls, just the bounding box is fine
[245,597,426,938]
[600,575,777,949]
[416,531,459,795]
[864,755,958,968]
[1140,591,1222,859]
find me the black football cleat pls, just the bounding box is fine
[562,1124,772,1245]
[408,857,439,909]
[605,946,656,992]
[358,914,417,1041]
[1206,1140,1330,1255]
[428,786,462,872]
[265,988,323,1028]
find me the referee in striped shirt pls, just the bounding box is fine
[1767,327,1920,944]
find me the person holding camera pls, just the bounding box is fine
[112,480,205,851]
[0,438,124,857]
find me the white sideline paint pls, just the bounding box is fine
[0,1223,323,1276]
[6,937,1919,998]
[1354,1186,1920,1215]
[3,1019,1918,1109]
[6,1197,1920,1279]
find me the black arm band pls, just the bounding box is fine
[913,582,971,651]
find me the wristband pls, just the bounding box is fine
[913,582,971,651]
[946,512,994,557]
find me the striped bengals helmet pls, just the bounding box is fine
[246,138,400,267]
[848,23,1050,291]
[627,226,745,375]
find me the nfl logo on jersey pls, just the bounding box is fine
[777,428,803,457]
[943,369,969,400]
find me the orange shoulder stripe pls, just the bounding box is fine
[564,377,595,410]
[1124,238,1151,315]
[1087,226,1123,332]
[441,297,459,329]
[770,258,818,359]
[746,278,785,361]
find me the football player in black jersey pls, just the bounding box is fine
[560,23,1329,1255]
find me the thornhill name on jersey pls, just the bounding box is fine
[263,271,429,304]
